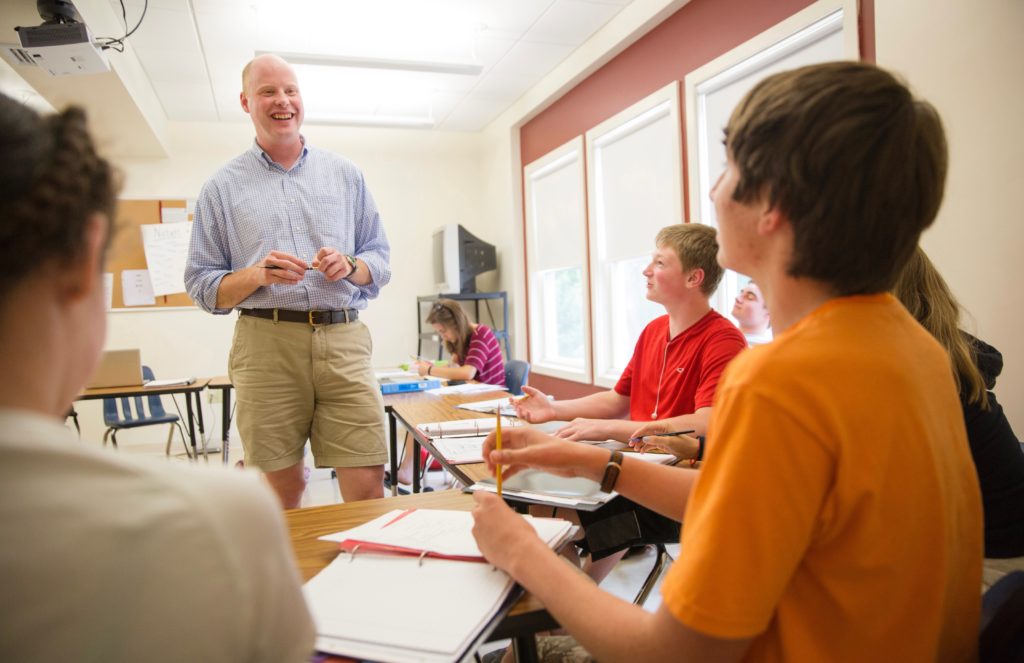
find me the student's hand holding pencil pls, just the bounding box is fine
[481,427,611,482]
[628,421,700,458]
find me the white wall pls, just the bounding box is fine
[77,120,494,447]
[875,0,1024,432]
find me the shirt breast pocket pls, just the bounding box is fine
[306,194,350,247]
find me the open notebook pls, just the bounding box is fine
[304,509,575,663]
[417,417,524,465]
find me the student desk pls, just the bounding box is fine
[77,379,212,461]
[285,488,557,662]
[384,388,510,493]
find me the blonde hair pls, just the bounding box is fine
[426,299,473,363]
[893,247,988,408]
[655,223,723,297]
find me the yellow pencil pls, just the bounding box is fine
[495,412,503,497]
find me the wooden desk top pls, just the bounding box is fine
[77,377,212,401]
[284,489,547,618]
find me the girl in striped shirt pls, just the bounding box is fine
[398,299,505,484]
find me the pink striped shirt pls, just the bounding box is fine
[458,325,505,386]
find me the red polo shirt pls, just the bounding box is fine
[615,310,747,421]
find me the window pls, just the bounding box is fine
[524,137,592,382]
[684,0,858,317]
[586,82,683,387]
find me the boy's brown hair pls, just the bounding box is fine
[725,61,947,295]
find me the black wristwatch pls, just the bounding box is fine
[343,254,358,280]
[599,450,624,493]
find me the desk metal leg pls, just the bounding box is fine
[222,388,232,466]
[512,635,539,663]
[185,393,198,462]
[194,391,207,460]
[388,411,398,497]
[411,436,421,494]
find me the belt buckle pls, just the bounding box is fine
[308,310,319,326]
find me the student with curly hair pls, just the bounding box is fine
[0,94,313,661]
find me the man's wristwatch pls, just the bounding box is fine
[599,450,624,493]
[343,254,358,280]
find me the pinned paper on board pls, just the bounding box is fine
[159,206,188,224]
[121,269,155,307]
[103,273,113,310]
[141,222,193,297]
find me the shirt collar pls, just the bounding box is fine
[249,136,310,172]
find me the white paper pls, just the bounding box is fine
[319,508,572,559]
[120,269,155,306]
[431,436,488,464]
[430,383,505,395]
[305,553,512,662]
[145,377,196,388]
[103,273,113,310]
[140,222,192,296]
[159,206,187,223]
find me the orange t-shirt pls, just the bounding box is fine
[661,294,982,662]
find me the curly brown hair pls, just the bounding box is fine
[0,94,118,299]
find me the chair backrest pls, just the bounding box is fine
[980,570,1024,662]
[504,360,530,396]
[102,366,168,426]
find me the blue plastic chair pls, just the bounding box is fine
[103,366,189,457]
[504,359,530,396]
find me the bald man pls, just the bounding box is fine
[186,54,392,508]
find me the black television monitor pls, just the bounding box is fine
[432,224,496,293]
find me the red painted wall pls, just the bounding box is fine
[521,0,874,399]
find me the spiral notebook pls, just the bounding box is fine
[305,509,575,663]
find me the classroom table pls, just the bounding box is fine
[285,488,556,662]
[384,388,511,493]
[77,378,212,461]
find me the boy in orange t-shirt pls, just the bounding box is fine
[470,61,982,662]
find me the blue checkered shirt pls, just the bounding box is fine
[185,140,391,314]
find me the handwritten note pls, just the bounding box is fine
[120,270,155,306]
[141,222,193,297]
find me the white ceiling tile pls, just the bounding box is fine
[485,40,575,80]
[438,95,513,132]
[526,0,624,45]
[156,81,219,121]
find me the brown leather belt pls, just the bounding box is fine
[239,308,359,325]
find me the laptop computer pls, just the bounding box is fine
[86,349,145,389]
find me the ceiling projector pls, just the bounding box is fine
[11,0,109,75]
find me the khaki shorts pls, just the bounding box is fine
[228,314,387,472]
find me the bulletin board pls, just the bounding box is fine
[109,199,195,309]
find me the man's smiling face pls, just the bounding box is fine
[241,55,304,150]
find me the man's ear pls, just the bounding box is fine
[60,213,107,302]
[240,90,251,114]
[686,267,705,290]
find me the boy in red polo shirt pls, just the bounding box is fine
[513,223,745,441]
